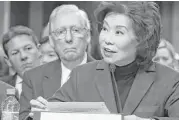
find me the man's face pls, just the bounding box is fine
[40,42,58,65]
[50,12,89,62]
[6,35,40,77]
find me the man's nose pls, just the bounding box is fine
[65,30,73,43]
[20,51,28,61]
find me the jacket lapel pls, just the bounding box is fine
[94,60,118,113]
[1,74,17,87]
[42,54,93,99]
[123,65,156,114]
[42,60,62,99]
[87,54,95,63]
[11,74,17,87]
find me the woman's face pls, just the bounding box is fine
[99,13,138,65]
[154,48,173,66]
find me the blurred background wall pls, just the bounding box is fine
[0,1,179,60]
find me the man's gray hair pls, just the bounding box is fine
[49,4,91,33]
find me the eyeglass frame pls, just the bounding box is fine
[49,26,90,41]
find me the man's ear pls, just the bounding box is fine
[86,31,91,44]
[4,56,12,67]
[49,36,55,48]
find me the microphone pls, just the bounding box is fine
[109,64,122,113]
[109,64,116,73]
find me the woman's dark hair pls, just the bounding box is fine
[94,1,161,72]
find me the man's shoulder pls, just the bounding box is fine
[0,75,16,87]
[0,80,14,90]
[24,60,61,76]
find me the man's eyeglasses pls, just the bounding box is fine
[50,26,89,40]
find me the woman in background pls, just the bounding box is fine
[153,39,179,71]
[39,23,58,65]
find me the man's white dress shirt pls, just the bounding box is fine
[60,53,87,87]
[15,75,23,98]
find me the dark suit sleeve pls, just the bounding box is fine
[165,77,179,117]
[154,76,179,120]
[19,72,33,120]
[48,68,78,102]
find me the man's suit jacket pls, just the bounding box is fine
[50,60,179,120]
[1,74,22,101]
[19,55,94,120]
[0,74,17,87]
[0,80,15,119]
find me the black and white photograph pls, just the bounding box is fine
[0,1,179,120]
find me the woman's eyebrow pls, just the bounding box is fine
[103,20,109,27]
[116,25,128,31]
[103,20,128,31]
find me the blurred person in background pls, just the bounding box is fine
[19,4,94,120]
[2,25,41,98]
[0,54,15,86]
[0,55,9,77]
[39,23,58,65]
[153,39,179,72]
[31,1,179,120]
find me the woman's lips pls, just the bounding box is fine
[104,47,117,53]
[103,47,117,57]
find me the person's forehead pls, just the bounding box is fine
[40,43,54,52]
[52,12,85,28]
[7,35,36,51]
[157,48,171,56]
[104,13,132,30]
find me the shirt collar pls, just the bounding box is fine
[16,75,23,84]
[80,52,87,66]
[61,52,87,71]
[114,59,139,76]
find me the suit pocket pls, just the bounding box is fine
[135,105,159,117]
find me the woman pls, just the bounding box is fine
[39,36,58,65]
[39,23,58,65]
[153,39,179,71]
[30,2,179,120]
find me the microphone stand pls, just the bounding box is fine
[109,64,124,120]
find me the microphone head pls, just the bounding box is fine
[109,64,116,72]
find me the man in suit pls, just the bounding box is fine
[1,25,41,98]
[30,1,179,120]
[19,4,94,120]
